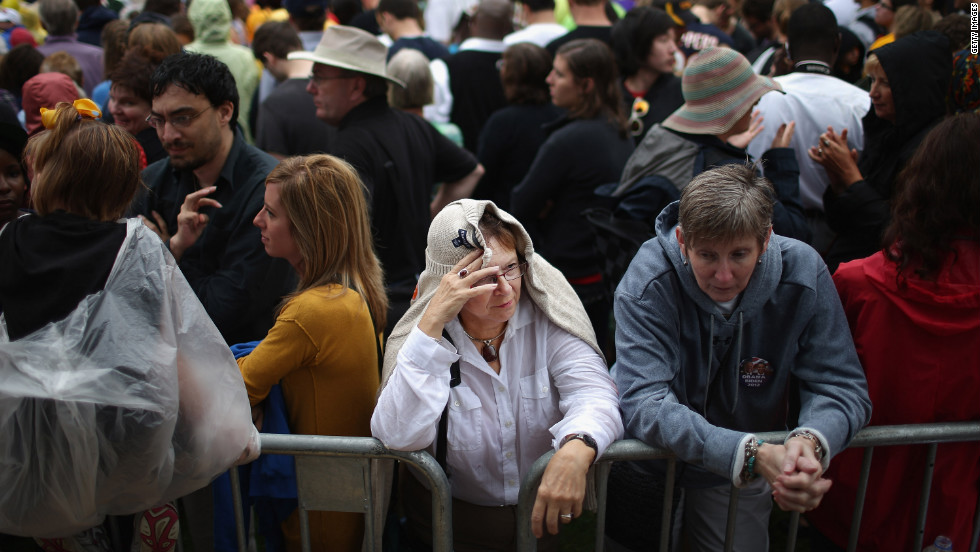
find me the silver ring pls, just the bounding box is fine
[822,137,830,146]
[458,268,469,278]
[818,147,823,155]
[560,513,573,520]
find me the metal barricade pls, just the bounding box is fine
[227,434,453,552]
[516,421,980,552]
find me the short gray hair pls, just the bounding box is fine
[386,48,433,109]
[39,0,79,36]
[678,164,773,248]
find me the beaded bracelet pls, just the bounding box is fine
[741,438,765,484]
[794,430,824,461]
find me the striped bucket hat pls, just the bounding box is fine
[663,47,782,135]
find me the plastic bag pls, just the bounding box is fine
[0,219,259,537]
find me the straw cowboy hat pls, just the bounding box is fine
[288,25,406,87]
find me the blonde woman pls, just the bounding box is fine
[233,155,387,552]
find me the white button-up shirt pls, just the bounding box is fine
[371,296,623,506]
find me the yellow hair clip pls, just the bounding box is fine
[39,98,103,130]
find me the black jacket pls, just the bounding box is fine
[823,31,951,271]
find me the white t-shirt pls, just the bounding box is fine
[504,23,569,48]
[747,70,870,212]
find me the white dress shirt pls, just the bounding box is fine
[747,70,870,212]
[371,295,623,506]
[504,23,570,48]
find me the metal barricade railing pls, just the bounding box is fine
[227,434,453,552]
[517,421,980,552]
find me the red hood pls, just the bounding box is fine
[862,242,980,336]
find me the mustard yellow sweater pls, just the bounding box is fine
[237,284,380,552]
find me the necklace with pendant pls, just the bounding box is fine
[460,324,507,363]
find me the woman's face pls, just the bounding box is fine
[0,149,27,224]
[547,54,585,110]
[646,30,678,75]
[874,0,895,29]
[253,182,303,271]
[108,85,152,136]
[868,63,895,123]
[459,239,524,329]
[677,228,770,303]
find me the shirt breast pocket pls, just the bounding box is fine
[520,370,557,429]
[447,386,483,451]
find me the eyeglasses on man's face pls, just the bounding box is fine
[146,105,213,130]
[308,72,355,86]
[470,262,529,288]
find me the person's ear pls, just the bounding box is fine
[216,101,234,126]
[580,76,594,95]
[351,74,366,97]
[761,225,772,255]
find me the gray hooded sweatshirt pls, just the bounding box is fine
[611,201,871,488]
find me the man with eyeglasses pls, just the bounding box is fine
[290,25,484,335]
[129,51,295,551]
[132,51,295,349]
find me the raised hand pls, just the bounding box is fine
[416,249,502,339]
[169,186,222,262]
[727,110,765,150]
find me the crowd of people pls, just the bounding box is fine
[0,0,977,549]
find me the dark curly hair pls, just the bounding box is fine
[151,52,240,127]
[883,113,980,281]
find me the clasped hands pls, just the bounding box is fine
[755,436,831,513]
[808,126,862,194]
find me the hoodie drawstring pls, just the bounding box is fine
[703,314,715,415]
[731,311,744,413]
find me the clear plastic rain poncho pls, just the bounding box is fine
[0,219,259,537]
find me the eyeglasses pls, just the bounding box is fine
[470,262,529,288]
[628,96,650,137]
[146,106,212,130]
[308,72,355,86]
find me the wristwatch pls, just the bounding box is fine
[560,433,599,459]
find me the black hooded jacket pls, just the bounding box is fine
[823,31,951,271]
[0,212,125,340]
